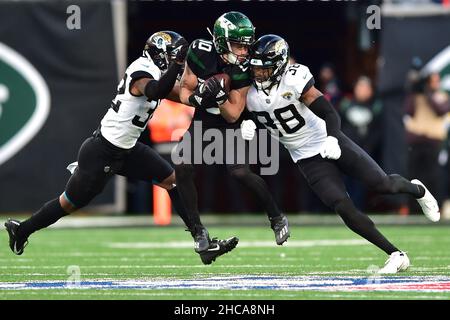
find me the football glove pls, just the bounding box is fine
[188,83,218,109]
[320,136,341,160]
[188,77,228,109]
[202,76,229,105]
[171,40,189,65]
[241,120,257,141]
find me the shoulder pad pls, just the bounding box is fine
[284,64,313,90]
[128,57,160,77]
[187,39,216,74]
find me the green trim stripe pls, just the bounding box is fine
[187,50,205,70]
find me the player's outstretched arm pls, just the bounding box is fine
[302,86,342,160]
[301,86,341,137]
[131,62,183,101]
[132,41,188,101]
[165,80,182,103]
[219,85,250,123]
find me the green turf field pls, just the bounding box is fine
[1,224,450,300]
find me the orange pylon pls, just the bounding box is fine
[153,185,171,225]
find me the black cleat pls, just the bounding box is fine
[4,219,28,255]
[270,215,290,245]
[199,237,239,265]
[191,225,211,253]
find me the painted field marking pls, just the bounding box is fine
[1,276,450,292]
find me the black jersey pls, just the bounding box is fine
[186,39,251,128]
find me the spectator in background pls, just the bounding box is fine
[404,72,450,211]
[340,76,383,159]
[339,76,383,209]
[318,63,342,106]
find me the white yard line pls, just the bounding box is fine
[106,239,369,249]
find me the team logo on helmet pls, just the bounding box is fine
[274,40,288,58]
[152,32,172,49]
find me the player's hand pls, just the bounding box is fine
[172,39,189,65]
[320,136,341,160]
[188,84,218,109]
[241,120,257,141]
[202,77,228,105]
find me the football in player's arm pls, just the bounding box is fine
[242,34,441,274]
[176,12,291,247]
[179,43,250,123]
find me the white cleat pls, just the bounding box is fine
[378,251,410,274]
[411,179,440,222]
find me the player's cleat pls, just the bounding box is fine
[378,251,410,274]
[411,179,440,222]
[4,219,28,255]
[191,225,211,253]
[199,237,239,265]
[270,214,290,245]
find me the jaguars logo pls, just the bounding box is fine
[152,32,173,49]
[281,92,293,100]
[274,40,288,59]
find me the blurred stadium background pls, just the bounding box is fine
[1,0,450,301]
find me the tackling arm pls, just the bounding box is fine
[131,62,183,101]
[165,80,182,103]
[301,85,341,137]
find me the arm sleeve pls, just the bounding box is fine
[144,63,182,101]
[308,95,341,137]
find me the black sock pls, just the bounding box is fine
[379,174,425,198]
[174,165,202,227]
[18,198,69,239]
[335,198,399,255]
[412,183,426,199]
[168,187,195,230]
[229,167,282,219]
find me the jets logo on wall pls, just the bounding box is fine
[0,42,50,166]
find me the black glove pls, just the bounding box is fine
[188,76,229,108]
[170,39,189,65]
[188,85,219,109]
[201,77,228,105]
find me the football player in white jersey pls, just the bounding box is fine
[242,34,440,273]
[5,31,238,265]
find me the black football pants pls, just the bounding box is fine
[297,132,422,254]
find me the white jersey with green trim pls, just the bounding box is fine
[100,56,161,149]
[246,64,327,162]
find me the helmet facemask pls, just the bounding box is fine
[249,37,289,93]
[144,36,169,71]
[212,12,255,66]
[144,31,185,72]
[251,65,275,91]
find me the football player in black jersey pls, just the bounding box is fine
[176,12,290,247]
[5,31,238,265]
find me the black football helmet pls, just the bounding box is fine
[249,34,290,92]
[143,31,188,71]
